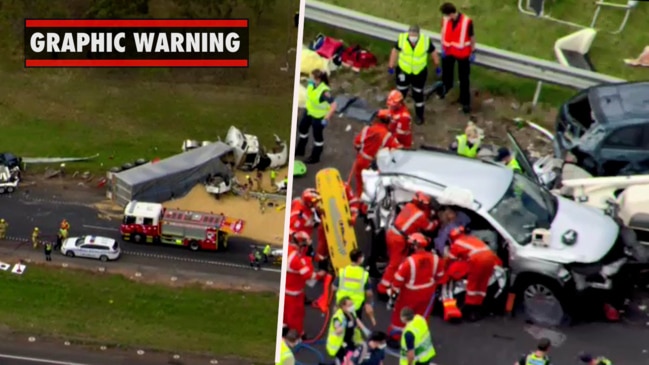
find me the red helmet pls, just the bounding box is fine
[302,188,321,208]
[412,191,431,206]
[407,232,429,249]
[449,226,465,240]
[290,231,311,246]
[375,109,391,123]
[386,90,404,108]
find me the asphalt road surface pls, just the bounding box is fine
[0,189,281,282]
[291,114,649,365]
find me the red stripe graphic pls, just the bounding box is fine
[25,19,248,28]
[25,59,249,67]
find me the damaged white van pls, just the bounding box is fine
[360,136,648,325]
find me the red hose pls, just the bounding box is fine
[304,289,334,344]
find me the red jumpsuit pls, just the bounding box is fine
[289,197,317,244]
[388,251,445,336]
[283,243,315,335]
[447,235,502,306]
[377,203,438,295]
[386,105,413,148]
[315,184,361,261]
[352,123,401,198]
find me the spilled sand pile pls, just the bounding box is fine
[163,184,286,246]
[233,167,290,193]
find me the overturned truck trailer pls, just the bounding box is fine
[110,142,234,206]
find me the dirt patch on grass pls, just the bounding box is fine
[333,66,555,156]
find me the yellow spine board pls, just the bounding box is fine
[315,168,357,273]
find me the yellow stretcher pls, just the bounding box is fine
[315,168,357,273]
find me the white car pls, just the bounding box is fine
[61,235,121,262]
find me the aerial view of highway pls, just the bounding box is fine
[0,0,301,364]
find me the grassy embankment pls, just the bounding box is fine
[0,265,278,361]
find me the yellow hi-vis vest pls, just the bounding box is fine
[456,134,480,158]
[507,158,522,172]
[524,352,550,365]
[326,309,362,356]
[336,265,369,311]
[397,33,430,75]
[278,339,294,364]
[306,82,331,119]
[400,315,436,365]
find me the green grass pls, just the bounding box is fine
[309,0,648,106]
[0,265,278,361]
[0,0,298,173]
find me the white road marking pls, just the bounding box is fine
[1,236,281,273]
[82,225,119,232]
[0,353,90,365]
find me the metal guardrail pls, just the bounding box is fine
[304,0,626,104]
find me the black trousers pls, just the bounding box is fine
[395,67,428,121]
[295,112,325,161]
[441,55,471,108]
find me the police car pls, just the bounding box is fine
[60,235,121,262]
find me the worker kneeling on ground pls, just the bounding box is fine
[449,122,482,158]
[496,147,522,172]
[326,296,372,364]
[352,110,402,198]
[399,307,437,365]
[283,232,316,339]
[387,233,444,344]
[377,191,440,296]
[384,90,413,148]
[443,225,502,322]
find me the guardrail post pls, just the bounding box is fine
[532,81,543,107]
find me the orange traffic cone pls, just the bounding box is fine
[313,274,333,314]
[443,298,462,321]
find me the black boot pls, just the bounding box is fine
[295,137,308,157]
[305,146,323,164]
[465,305,483,322]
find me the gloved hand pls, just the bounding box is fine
[322,119,328,127]
[435,66,442,76]
[307,80,315,87]
[362,327,371,337]
[469,52,476,63]
[388,67,394,75]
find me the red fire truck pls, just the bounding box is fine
[120,201,245,251]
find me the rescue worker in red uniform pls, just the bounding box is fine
[377,191,440,296]
[284,232,316,338]
[444,226,501,321]
[438,2,476,114]
[387,233,444,341]
[352,110,402,198]
[289,188,321,252]
[315,182,361,263]
[384,90,413,148]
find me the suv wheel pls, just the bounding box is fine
[516,275,570,326]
